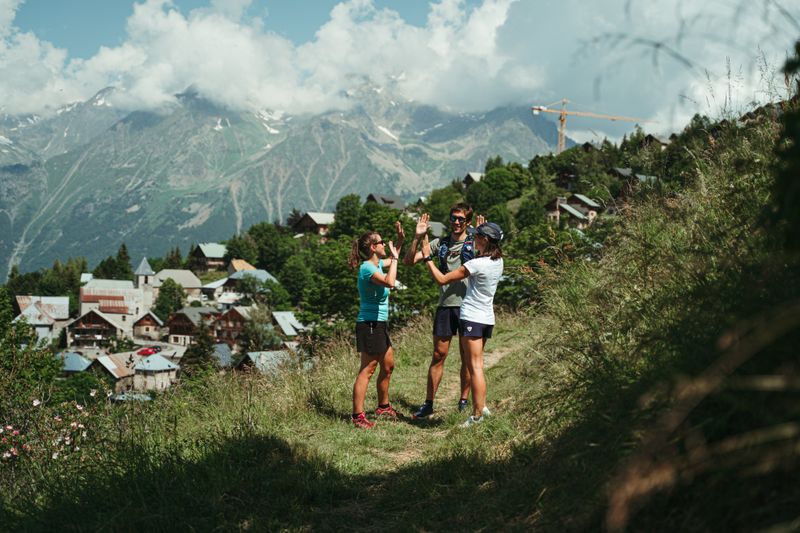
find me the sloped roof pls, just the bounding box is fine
[428,221,446,237]
[304,212,335,225]
[203,277,229,290]
[135,353,178,372]
[559,203,589,220]
[197,243,227,259]
[155,269,202,289]
[94,352,139,379]
[67,308,127,332]
[241,350,292,374]
[134,257,155,276]
[84,279,135,290]
[463,172,484,183]
[212,343,235,368]
[636,173,657,183]
[173,306,218,326]
[134,311,163,327]
[80,273,94,284]
[571,194,601,209]
[58,351,92,373]
[16,296,70,319]
[272,311,307,337]
[611,167,633,178]
[229,259,256,272]
[366,193,406,210]
[228,269,279,284]
[15,302,57,326]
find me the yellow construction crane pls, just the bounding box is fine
[532,99,648,154]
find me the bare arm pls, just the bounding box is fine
[369,241,399,288]
[420,236,469,286]
[403,213,430,265]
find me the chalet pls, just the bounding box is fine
[227,259,257,275]
[56,351,92,375]
[190,243,227,272]
[545,195,598,230]
[14,296,70,343]
[271,311,308,338]
[615,168,658,198]
[237,350,292,375]
[214,306,255,348]
[154,269,203,300]
[292,212,335,235]
[92,352,139,392]
[66,309,127,348]
[223,269,279,292]
[366,193,406,211]
[640,134,671,150]
[567,193,602,213]
[554,170,579,191]
[201,277,229,301]
[462,172,484,187]
[133,311,164,341]
[133,354,178,391]
[166,306,220,346]
[79,278,152,335]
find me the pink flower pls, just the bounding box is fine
[4,425,11,431]
[70,422,78,428]
[9,448,17,456]
[12,430,19,436]
[54,416,62,422]
[22,443,31,451]
[77,423,85,429]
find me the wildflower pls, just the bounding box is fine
[10,448,17,456]
[75,446,80,451]
[70,422,78,428]
[106,391,113,397]
[75,404,84,411]
[33,399,41,407]
[81,431,87,438]
[54,416,62,422]
[89,390,97,397]
[12,430,19,436]
[52,452,59,459]
[4,425,11,431]
[78,423,85,429]
[22,443,31,451]
[2,452,10,459]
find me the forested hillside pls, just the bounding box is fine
[1,44,799,532]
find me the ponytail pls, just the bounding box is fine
[348,231,378,269]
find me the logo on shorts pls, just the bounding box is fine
[467,326,473,332]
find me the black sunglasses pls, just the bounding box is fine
[373,240,385,245]
[449,215,466,223]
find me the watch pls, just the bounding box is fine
[423,257,433,262]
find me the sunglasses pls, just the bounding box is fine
[449,215,467,223]
[373,240,385,245]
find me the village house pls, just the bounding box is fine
[14,296,71,343]
[133,354,178,391]
[227,259,257,275]
[366,193,406,211]
[291,212,335,236]
[545,194,600,230]
[611,167,658,199]
[639,134,671,150]
[79,261,157,336]
[66,309,127,348]
[214,305,255,348]
[462,172,484,187]
[212,343,235,368]
[237,350,292,375]
[271,311,308,338]
[166,306,220,346]
[201,277,229,301]
[133,311,164,341]
[56,351,92,375]
[92,352,139,392]
[223,269,279,293]
[190,243,227,272]
[154,269,203,300]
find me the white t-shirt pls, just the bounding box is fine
[460,257,504,325]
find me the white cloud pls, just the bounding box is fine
[0,0,797,135]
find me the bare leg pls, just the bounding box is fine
[426,336,451,401]
[352,352,379,414]
[458,335,472,401]
[376,346,395,405]
[461,336,487,417]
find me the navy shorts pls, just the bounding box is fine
[459,319,494,339]
[356,321,391,355]
[433,307,461,338]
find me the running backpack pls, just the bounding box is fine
[436,228,476,273]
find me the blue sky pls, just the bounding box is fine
[2,0,799,141]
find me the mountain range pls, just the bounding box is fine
[0,83,563,278]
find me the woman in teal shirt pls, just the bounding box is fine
[348,222,404,429]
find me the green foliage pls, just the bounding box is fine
[51,372,106,404]
[773,40,800,249]
[329,194,362,237]
[0,288,60,415]
[5,257,87,315]
[92,243,134,281]
[152,278,185,321]
[181,322,215,377]
[279,253,314,306]
[241,306,283,352]
[224,233,258,265]
[424,180,464,223]
[248,222,298,273]
[465,167,519,213]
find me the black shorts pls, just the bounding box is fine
[459,319,494,339]
[433,307,461,338]
[356,321,391,355]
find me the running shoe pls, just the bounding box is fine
[460,415,484,428]
[457,399,469,412]
[482,406,491,417]
[412,402,434,419]
[352,412,375,429]
[375,404,398,419]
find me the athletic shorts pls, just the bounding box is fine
[356,321,391,355]
[459,319,494,339]
[433,306,461,338]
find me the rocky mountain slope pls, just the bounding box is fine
[0,85,562,276]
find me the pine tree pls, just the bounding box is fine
[180,321,215,376]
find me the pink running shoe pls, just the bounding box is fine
[352,412,375,429]
[374,404,398,419]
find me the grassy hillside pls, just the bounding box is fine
[4,85,800,531]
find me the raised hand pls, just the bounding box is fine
[415,213,430,238]
[395,220,405,248]
[475,213,486,227]
[420,235,432,258]
[387,240,399,259]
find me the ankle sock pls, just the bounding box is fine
[378,403,390,409]
[352,412,363,419]
[424,400,433,407]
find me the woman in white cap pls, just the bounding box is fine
[421,222,504,426]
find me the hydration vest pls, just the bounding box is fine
[436,228,476,273]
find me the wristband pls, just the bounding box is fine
[423,257,433,262]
